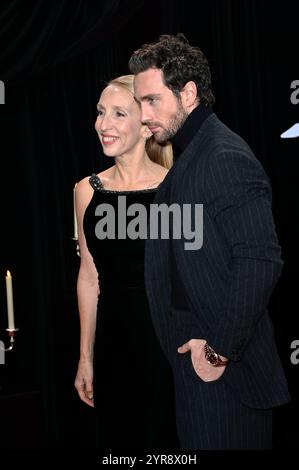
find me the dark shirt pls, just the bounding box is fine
[171,105,213,160]
[170,105,212,309]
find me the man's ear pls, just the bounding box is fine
[181,81,198,108]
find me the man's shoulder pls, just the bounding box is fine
[188,114,267,182]
[183,114,260,178]
[197,113,253,156]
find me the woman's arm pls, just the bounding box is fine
[74,178,99,407]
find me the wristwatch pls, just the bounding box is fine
[204,343,228,367]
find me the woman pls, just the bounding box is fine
[74,75,178,449]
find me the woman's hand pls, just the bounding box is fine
[75,359,94,407]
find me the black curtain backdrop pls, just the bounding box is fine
[0,0,298,452]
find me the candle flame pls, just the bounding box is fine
[6,270,11,277]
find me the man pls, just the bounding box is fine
[129,33,290,450]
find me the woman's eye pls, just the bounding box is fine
[97,109,104,116]
[116,111,125,117]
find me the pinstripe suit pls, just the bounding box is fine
[144,111,290,449]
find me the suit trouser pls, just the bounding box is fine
[172,352,272,450]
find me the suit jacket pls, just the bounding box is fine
[144,112,290,409]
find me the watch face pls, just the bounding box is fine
[205,344,228,367]
[205,347,219,365]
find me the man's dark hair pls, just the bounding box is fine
[129,33,215,107]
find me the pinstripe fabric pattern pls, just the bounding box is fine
[144,113,290,449]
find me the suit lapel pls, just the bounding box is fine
[145,115,215,312]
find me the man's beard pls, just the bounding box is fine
[154,100,188,144]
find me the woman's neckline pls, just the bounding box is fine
[98,187,160,194]
[89,173,161,193]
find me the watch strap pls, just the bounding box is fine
[204,343,228,367]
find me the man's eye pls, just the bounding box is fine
[116,111,126,117]
[97,109,104,116]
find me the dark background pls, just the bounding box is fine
[0,0,298,451]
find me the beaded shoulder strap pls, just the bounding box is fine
[89,173,103,191]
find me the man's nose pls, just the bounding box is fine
[140,104,152,124]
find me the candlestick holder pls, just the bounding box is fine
[0,328,19,352]
[72,237,80,257]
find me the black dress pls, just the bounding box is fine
[83,174,178,450]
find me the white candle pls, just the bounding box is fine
[5,270,15,330]
[73,183,78,239]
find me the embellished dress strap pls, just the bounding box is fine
[89,173,104,191]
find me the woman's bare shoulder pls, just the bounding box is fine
[96,167,115,186]
[75,176,94,211]
[75,176,92,194]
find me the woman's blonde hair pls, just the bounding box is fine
[107,75,173,169]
